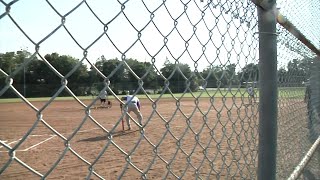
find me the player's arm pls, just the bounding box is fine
[120,96,127,108]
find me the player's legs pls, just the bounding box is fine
[248,94,253,104]
[126,103,142,128]
[130,104,143,126]
[102,99,107,107]
[125,106,132,130]
[107,101,112,108]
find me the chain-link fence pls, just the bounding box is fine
[275,0,320,179]
[0,0,319,179]
[276,27,320,180]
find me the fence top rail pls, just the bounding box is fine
[276,10,320,57]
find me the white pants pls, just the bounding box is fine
[248,93,255,104]
[123,102,143,128]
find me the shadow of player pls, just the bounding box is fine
[78,129,139,142]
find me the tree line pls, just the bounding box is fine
[0,50,313,98]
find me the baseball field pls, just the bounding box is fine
[0,92,259,179]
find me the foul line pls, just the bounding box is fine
[0,126,112,152]
[0,135,56,152]
[0,138,22,149]
[22,135,56,151]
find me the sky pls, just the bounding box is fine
[1,0,318,74]
[0,0,260,73]
[276,0,320,68]
[277,0,320,50]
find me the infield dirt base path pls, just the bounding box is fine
[0,97,258,179]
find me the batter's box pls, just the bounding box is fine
[0,134,56,152]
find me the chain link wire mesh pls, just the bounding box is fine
[276,0,320,179]
[0,0,318,179]
[0,0,260,179]
[277,0,320,50]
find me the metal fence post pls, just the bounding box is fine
[256,1,278,180]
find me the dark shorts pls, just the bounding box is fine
[100,98,106,103]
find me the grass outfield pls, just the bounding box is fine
[0,87,305,103]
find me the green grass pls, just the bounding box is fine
[0,90,242,103]
[0,88,306,103]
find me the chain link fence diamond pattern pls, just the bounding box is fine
[0,0,319,179]
[276,0,320,179]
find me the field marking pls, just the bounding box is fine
[0,135,56,152]
[0,127,111,152]
[10,127,105,138]
[22,135,56,151]
[0,125,117,152]
[30,134,52,137]
[0,138,22,149]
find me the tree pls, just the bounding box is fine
[200,67,219,88]
[31,53,89,96]
[200,64,238,88]
[88,57,161,95]
[160,62,198,93]
[125,59,159,92]
[0,52,16,75]
[298,57,313,77]
[286,58,313,86]
[223,63,239,86]
[0,50,37,97]
[0,52,20,97]
[92,57,124,94]
[238,63,259,86]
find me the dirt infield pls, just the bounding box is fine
[0,97,258,179]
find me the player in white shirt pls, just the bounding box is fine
[99,91,108,107]
[99,90,112,108]
[247,86,256,104]
[121,92,143,130]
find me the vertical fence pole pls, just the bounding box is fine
[256,1,278,180]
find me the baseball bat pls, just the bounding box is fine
[122,118,124,131]
[120,104,124,131]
